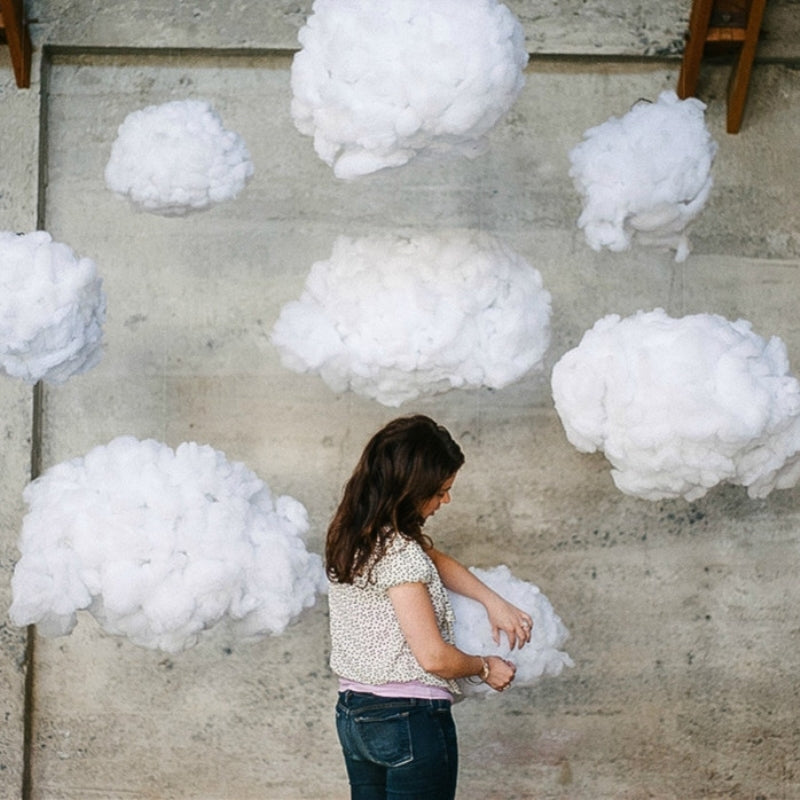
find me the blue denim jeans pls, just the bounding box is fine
[335,691,458,800]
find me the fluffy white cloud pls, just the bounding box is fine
[0,230,105,384]
[105,99,254,215]
[271,230,552,406]
[568,90,717,262]
[9,437,326,652]
[290,0,527,179]
[551,308,800,501]
[449,565,573,698]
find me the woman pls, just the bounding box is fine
[326,414,534,799]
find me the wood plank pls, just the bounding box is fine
[677,0,715,99]
[0,0,32,88]
[727,0,767,132]
[705,26,747,42]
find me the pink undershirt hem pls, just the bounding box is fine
[338,677,453,702]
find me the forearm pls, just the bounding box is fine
[418,641,486,681]
[421,641,515,692]
[427,547,499,606]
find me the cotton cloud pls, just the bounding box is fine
[290,0,527,179]
[551,308,800,501]
[270,231,552,406]
[568,90,717,262]
[0,230,105,384]
[9,436,326,652]
[449,565,573,698]
[105,99,254,215]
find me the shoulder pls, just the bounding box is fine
[370,532,434,590]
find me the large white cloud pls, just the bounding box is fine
[290,0,527,179]
[551,309,800,501]
[0,230,106,384]
[449,565,573,698]
[9,436,326,652]
[105,99,254,216]
[568,90,717,262]
[270,230,552,406]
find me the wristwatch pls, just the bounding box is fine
[479,657,490,682]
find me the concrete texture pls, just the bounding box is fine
[1,41,41,800]
[2,2,800,799]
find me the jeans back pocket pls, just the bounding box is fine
[351,709,414,768]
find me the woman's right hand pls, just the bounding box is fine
[484,655,516,692]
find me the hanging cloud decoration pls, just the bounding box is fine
[290,0,528,179]
[0,230,106,385]
[271,231,552,407]
[9,436,326,652]
[568,90,717,263]
[449,565,573,698]
[551,308,800,501]
[105,99,254,216]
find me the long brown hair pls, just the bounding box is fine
[326,415,465,584]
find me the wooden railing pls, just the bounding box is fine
[677,0,767,133]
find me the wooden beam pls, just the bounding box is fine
[0,0,32,88]
[677,0,715,99]
[727,0,766,133]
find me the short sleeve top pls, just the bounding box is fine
[328,532,459,695]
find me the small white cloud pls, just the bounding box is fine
[105,99,254,215]
[449,565,574,698]
[271,230,552,406]
[0,230,105,384]
[290,0,527,179]
[568,90,717,262]
[9,436,326,652]
[551,308,800,501]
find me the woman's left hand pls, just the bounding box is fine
[485,596,533,650]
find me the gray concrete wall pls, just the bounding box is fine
[2,3,800,799]
[0,43,41,799]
